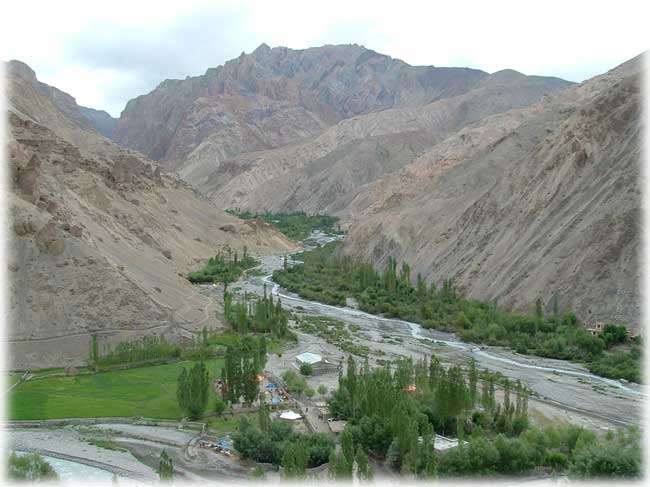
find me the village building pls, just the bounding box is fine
[586,322,605,336]
[328,420,347,434]
[295,352,340,375]
[418,434,468,453]
[585,322,638,339]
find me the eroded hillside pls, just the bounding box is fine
[341,55,644,328]
[6,66,295,369]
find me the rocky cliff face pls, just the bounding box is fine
[6,65,295,369]
[202,68,573,213]
[340,55,643,329]
[112,44,495,185]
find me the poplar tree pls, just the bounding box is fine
[158,450,174,481]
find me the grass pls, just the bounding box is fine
[85,438,128,452]
[295,314,383,357]
[9,359,223,420]
[8,374,23,387]
[205,412,258,437]
[227,210,342,241]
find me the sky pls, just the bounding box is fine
[2,0,648,117]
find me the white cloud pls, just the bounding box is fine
[2,0,647,116]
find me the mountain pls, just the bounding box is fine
[77,105,118,139]
[202,68,573,213]
[110,43,571,209]
[6,63,295,369]
[112,44,495,181]
[7,60,118,138]
[339,55,643,328]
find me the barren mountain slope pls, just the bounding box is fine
[6,68,295,369]
[341,55,643,328]
[203,70,572,212]
[7,60,118,138]
[113,44,492,180]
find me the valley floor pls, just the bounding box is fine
[5,231,644,481]
[235,233,645,431]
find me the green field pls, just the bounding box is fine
[9,359,223,420]
[205,412,258,437]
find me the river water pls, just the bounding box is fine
[262,232,645,399]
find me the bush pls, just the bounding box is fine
[214,398,226,416]
[571,442,641,478]
[299,363,314,376]
[8,452,58,481]
[282,370,307,395]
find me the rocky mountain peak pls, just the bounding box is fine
[7,59,37,83]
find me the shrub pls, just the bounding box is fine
[8,452,58,481]
[300,362,314,376]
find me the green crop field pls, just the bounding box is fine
[9,359,223,420]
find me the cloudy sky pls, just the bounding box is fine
[3,0,648,117]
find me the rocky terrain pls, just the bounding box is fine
[341,55,643,328]
[6,61,118,139]
[112,44,567,188]
[5,64,295,369]
[203,68,572,212]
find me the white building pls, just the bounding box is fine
[294,352,339,375]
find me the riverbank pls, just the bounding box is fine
[235,232,644,431]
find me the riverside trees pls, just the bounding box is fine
[273,242,640,382]
[226,210,341,240]
[325,354,640,479]
[223,286,290,338]
[158,450,174,481]
[187,249,258,288]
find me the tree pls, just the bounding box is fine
[355,447,372,480]
[468,358,478,407]
[158,450,174,481]
[535,298,543,321]
[177,368,189,415]
[571,442,641,478]
[177,361,210,418]
[8,452,58,481]
[318,384,328,396]
[552,293,560,322]
[89,335,99,368]
[214,398,226,416]
[243,357,260,405]
[282,440,308,478]
[258,401,272,434]
[300,362,314,376]
[386,438,402,472]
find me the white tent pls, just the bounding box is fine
[279,410,302,420]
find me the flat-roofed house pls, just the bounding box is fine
[295,352,340,375]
